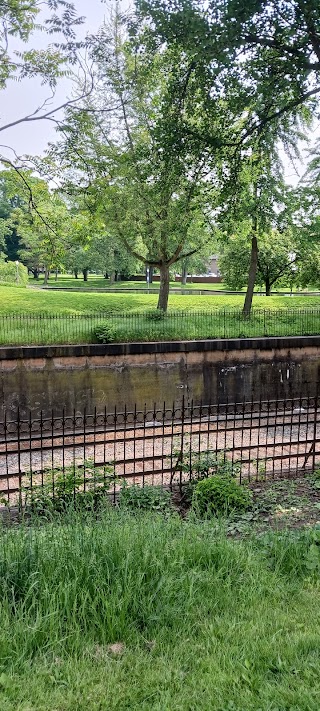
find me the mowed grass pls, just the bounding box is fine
[30,274,231,290]
[31,273,318,292]
[0,511,320,710]
[4,285,320,315]
[1,286,320,344]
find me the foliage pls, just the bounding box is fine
[136,0,320,146]
[2,170,74,278]
[94,322,117,344]
[0,0,83,92]
[0,0,89,180]
[25,465,113,516]
[219,230,300,294]
[145,309,166,321]
[118,483,172,512]
[192,474,253,517]
[134,0,318,313]
[52,8,216,311]
[0,260,28,287]
[192,451,241,480]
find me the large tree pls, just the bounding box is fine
[2,170,74,282]
[219,229,300,295]
[134,0,320,312]
[51,9,215,310]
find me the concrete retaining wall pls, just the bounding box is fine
[0,336,319,419]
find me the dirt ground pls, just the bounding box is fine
[222,473,320,535]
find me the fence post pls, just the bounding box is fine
[312,369,320,473]
[179,394,185,492]
[17,407,22,513]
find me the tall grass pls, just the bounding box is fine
[0,511,320,709]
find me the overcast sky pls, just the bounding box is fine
[0,0,316,184]
[1,0,110,158]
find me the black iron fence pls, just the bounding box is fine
[0,394,320,511]
[1,308,320,346]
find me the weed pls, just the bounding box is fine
[25,464,114,516]
[118,483,172,512]
[192,474,253,517]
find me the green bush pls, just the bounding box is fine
[25,466,113,516]
[192,474,253,517]
[118,483,172,512]
[145,309,166,321]
[192,452,241,479]
[93,321,117,343]
[0,260,28,287]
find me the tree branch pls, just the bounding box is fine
[245,33,320,70]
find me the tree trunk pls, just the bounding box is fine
[110,270,115,284]
[265,276,271,296]
[33,268,39,280]
[149,266,154,284]
[157,263,170,311]
[243,234,258,317]
[74,269,78,279]
[181,264,187,285]
[83,268,88,282]
[104,271,108,279]
[44,268,50,285]
[55,269,58,281]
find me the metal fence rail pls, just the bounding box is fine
[0,394,320,511]
[1,308,320,345]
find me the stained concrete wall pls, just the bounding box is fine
[0,337,319,419]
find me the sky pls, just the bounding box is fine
[0,0,110,159]
[0,0,316,185]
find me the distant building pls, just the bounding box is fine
[207,255,220,277]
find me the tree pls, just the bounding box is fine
[175,215,216,283]
[2,170,73,282]
[136,0,320,139]
[134,0,319,312]
[51,9,213,310]
[0,171,26,261]
[0,1,89,138]
[63,231,146,281]
[219,230,300,295]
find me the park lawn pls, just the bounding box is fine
[0,511,320,710]
[3,285,320,314]
[29,274,231,290]
[30,274,317,293]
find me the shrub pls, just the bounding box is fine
[93,321,117,343]
[192,452,241,479]
[118,483,172,512]
[25,465,113,516]
[192,474,252,517]
[0,260,28,287]
[145,309,166,321]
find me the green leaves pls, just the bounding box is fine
[0,0,84,90]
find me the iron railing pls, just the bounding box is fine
[0,308,320,346]
[0,393,319,512]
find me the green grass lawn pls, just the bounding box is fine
[29,274,231,290]
[1,286,320,344]
[0,510,320,710]
[4,285,320,315]
[30,273,318,293]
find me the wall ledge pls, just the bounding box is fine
[0,335,320,360]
